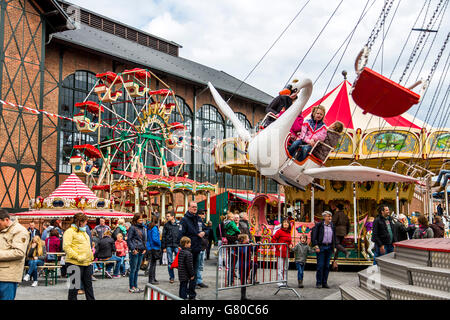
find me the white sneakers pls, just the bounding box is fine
[31,281,38,287]
[23,274,30,282]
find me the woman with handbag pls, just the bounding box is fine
[146,216,161,285]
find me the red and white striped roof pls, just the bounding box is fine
[301,80,429,130]
[47,173,98,200]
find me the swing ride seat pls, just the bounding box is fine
[91,185,110,191]
[94,84,107,95]
[73,144,102,159]
[69,156,98,176]
[96,71,122,85]
[164,103,175,114]
[73,114,99,133]
[148,89,171,96]
[75,101,104,114]
[124,80,148,97]
[166,160,183,168]
[123,68,151,80]
[351,67,420,118]
[100,90,123,103]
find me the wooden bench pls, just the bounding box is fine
[93,260,117,279]
[23,265,62,286]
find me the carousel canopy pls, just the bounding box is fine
[15,210,133,219]
[301,80,430,130]
[47,173,98,201]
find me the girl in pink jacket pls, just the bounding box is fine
[115,233,128,276]
[288,105,327,161]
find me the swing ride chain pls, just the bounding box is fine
[423,31,449,86]
[361,0,395,68]
[399,0,445,84]
[365,0,395,50]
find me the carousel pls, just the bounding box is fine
[212,75,449,264]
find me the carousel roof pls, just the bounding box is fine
[47,173,98,201]
[15,210,134,219]
[301,80,430,130]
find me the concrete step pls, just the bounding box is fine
[394,246,429,267]
[376,252,419,283]
[340,280,381,300]
[358,266,404,300]
[408,266,450,292]
[386,284,450,300]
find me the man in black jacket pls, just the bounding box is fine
[311,211,336,289]
[162,211,180,283]
[178,201,205,287]
[372,205,395,265]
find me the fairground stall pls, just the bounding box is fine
[16,173,133,229]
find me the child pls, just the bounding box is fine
[310,121,344,162]
[115,233,128,276]
[237,234,256,300]
[292,234,315,288]
[178,236,196,300]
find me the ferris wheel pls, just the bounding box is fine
[69,68,187,188]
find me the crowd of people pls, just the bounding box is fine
[0,198,448,301]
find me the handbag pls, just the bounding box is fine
[218,223,228,245]
[331,260,338,271]
[170,250,180,269]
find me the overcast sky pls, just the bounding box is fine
[68,0,450,128]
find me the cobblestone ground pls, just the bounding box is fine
[15,249,362,300]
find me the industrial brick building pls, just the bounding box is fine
[0,0,275,212]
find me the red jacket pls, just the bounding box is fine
[115,239,128,257]
[271,228,292,258]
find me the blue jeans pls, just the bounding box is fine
[295,262,305,281]
[27,259,45,281]
[288,140,312,161]
[196,250,205,285]
[104,255,122,276]
[436,170,450,187]
[118,256,126,275]
[373,243,394,265]
[129,252,144,289]
[166,246,179,280]
[288,140,306,157]
[316,245,333,286]
[0,282,18,300]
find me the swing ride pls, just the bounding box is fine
[211,0,450,264]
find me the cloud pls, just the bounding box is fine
[68,0,449,127]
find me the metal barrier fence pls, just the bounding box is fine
[144,283,183,300]
[215,243,301,299]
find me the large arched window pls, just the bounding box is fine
[224,112,253,190]
[194,104,225,184]
[225,112,252,138]
[167,95,193,177]
[59,71,100,173]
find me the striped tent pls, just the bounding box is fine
[301,80,430,130]
[47,173,98,200]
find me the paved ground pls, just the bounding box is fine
[15,249,364,300]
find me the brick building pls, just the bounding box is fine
[0,0,276,212]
